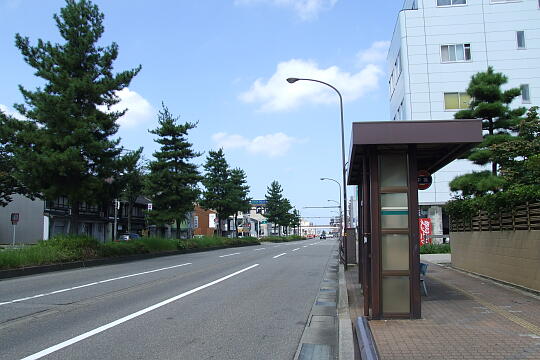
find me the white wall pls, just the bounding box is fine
[390,0,540,121]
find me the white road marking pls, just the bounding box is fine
[292,248,300,252]
[302,246,308,248]
[20,264,260,360]
[219,252,241,258]
[254,248,266,251]
[273,253,287,259]
[0,263,192,306]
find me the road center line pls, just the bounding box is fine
[254,248,266,251]
[292,248,300,252]
[20,264,260,360]
[273,253,287,259]
[219,252,241,258]
[0,263,192,306]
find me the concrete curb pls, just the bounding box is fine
[338,264,355,360]
[0,242,260,280]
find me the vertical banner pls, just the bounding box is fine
[418,218,432,246]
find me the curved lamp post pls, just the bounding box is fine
[288,77,348,267]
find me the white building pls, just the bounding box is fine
[389,0,540,121]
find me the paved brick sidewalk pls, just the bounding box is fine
[345,262,540,360]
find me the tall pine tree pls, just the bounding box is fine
[119,147,145,233]
[12,0,141,231]
[451,67,526,196]
[229,168,251,237]
[265,180,286,236]
[146,104,201,236]
[200,149,235,236]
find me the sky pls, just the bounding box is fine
[0,0,451,224]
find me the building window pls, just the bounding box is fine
[516,31,526,49]
[444,92,471,110]
[441,44,471,62]
[193,215,199,229]
[437,0,466,6]
[521,84,531,103]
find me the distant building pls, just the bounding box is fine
[389,0,540,121]
[192,205,217,237]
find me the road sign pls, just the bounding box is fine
[147,203,153,211]
[417,170,432,190]
[261,220,267,224]
[10,213,19,225]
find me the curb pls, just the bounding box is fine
[0,242,260,280]
[338,264,355,360]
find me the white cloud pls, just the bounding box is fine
[212,132,302,157]
[0,104,25,120]
[239,57,383,112]
[357,41,390,65]
[102,88,154,129]
[234,0,337,21]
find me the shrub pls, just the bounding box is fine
[261,236,306,243]
[420,243,451,254]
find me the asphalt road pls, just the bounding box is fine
[0,238,338,360]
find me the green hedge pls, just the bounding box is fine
[260,235,307,243]
[0,235,260,270]
[420,243,451,254]
[446,184,540,222]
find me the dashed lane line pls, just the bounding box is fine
[272,253,287,259]
[20,264,260,360]
[218,253,241,258]
[0,263,192,306]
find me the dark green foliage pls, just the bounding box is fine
[491,107,540,186]
[229,168,251,214]
[119,147,145,232]
[451,67,526,196]
[145,104,201,230]
[446,184,540,222]
[200,149,234,235]
[261,235,306,243]
[0,235,260,269]
[420,243,451,254]
[264,181,298,234]
[0,112,34,206]
[449,171,506,197]
[12,0,140,223]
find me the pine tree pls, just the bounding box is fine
[0,112,33,206]
[491,106,540,186]
[229,168,251,237]
[200,149,235,236]
[451,67,526,196]
[265,180,286,236]
[119,147,145,233]
[146,104,201,235]
[12,0,141,231]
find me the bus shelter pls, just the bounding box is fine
[347,119,482,319]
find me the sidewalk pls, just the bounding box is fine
[345,261,540,360]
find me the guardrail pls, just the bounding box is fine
[354,316,379,360]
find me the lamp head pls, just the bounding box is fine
[286,77,299,83]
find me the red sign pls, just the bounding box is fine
[418,170,432,190]
[11,213,20,225]
[419,218,432,246]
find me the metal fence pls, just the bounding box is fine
[450,202,540,232]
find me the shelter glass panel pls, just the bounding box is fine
[382,276,410,313]
[382,234,409,271]
[380,154,408,188]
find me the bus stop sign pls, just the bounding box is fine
[11,213,19,225]
[417,170,432,190]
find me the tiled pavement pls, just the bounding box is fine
[345,262,540,360]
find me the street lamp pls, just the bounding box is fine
[288,78,347,223]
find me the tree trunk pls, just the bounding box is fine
[69,201,80,235]
[127,201,133,233]
[234,213,238,238]
[488,118,498,176]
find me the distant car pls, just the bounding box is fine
[117,233,140,241]
[320,234,326,239]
